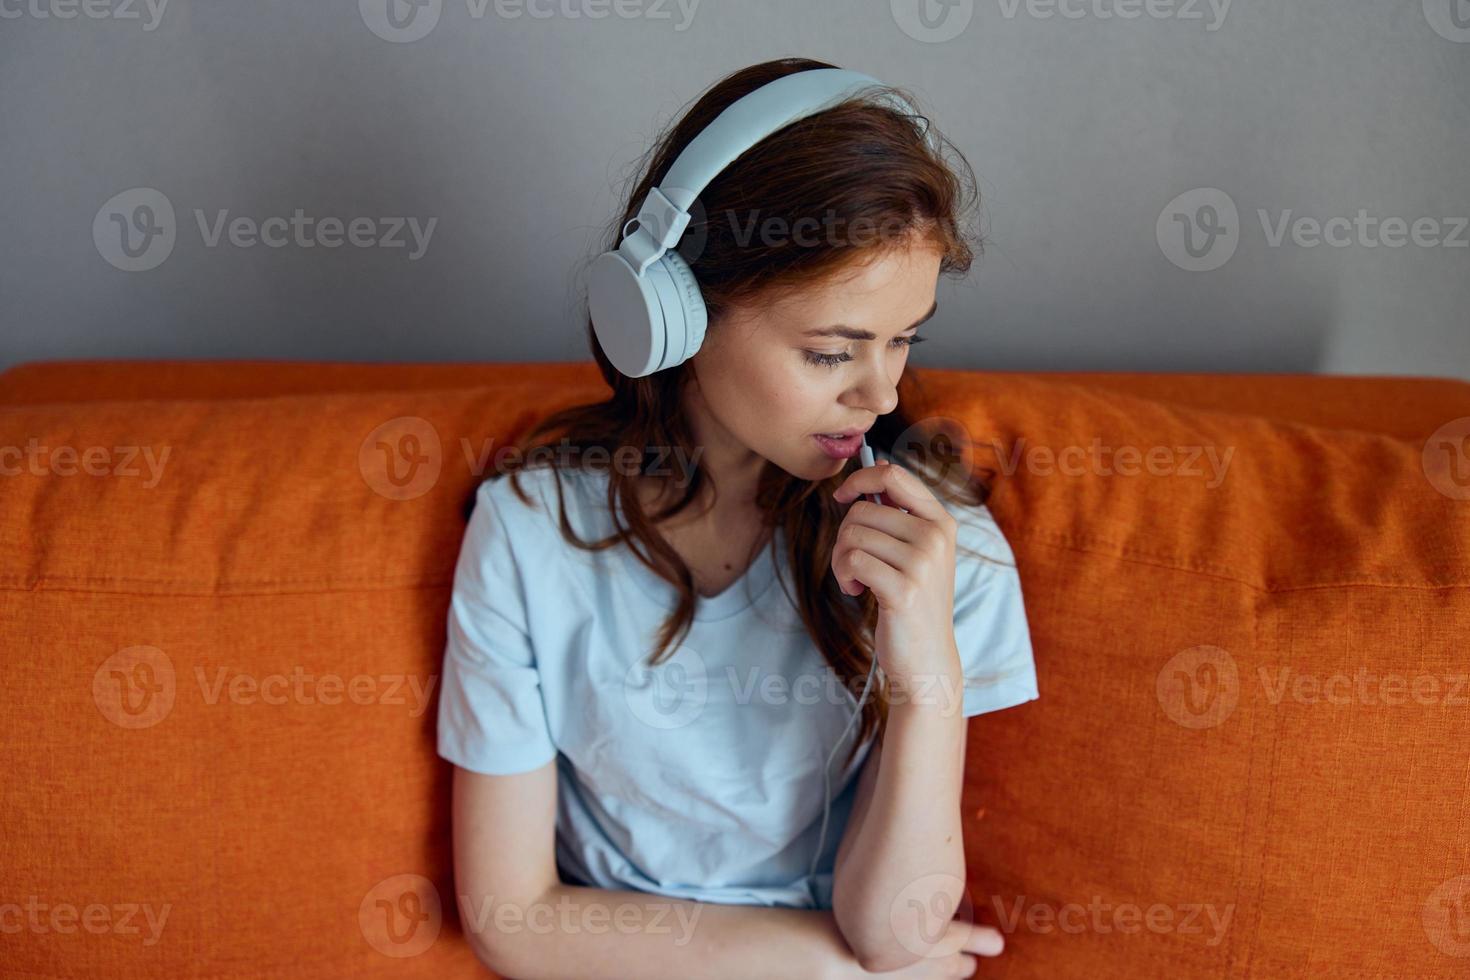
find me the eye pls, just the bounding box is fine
[803,335,927,368]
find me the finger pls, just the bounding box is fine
[847,475,908,515]
[929,953,977,979]
[840,498,934,547]
[839,546,904,603]
[835,523,922,590]
[834,459,943,523]
[963,925,1005,957]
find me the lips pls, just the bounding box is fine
[814,433,864,459]
[816,426,871,439]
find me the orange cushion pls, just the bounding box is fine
[1,363,1467,978]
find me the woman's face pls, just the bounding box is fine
[683,236,944,489]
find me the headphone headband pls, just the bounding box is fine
[619,69,920,276]
[589,67,923,378]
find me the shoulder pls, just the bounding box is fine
[473,464,612,546]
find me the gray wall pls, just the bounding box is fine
[2,0,1466,380]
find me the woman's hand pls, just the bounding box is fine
[824,917,1006,978]
[831,458,962,693]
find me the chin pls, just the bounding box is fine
[762,448,837,483]
[807,451,851,481]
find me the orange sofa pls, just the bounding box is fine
[3,360,1468,979]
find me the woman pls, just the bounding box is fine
[438,57,1039,978]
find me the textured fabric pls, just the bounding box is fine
[1,360,1468,978]
[435,460,1038,910]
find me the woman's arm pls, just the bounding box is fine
[827,460,980,972]
[452,763,862,980]
[830,657,970,973]
[466,881,858,980]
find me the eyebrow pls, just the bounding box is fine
[801,300,939,340]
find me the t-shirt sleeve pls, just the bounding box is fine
[436,478,558,775]
[946,499,1041,718]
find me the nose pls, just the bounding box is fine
[843,354,900,417]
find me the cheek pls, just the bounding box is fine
[755,357,833,421]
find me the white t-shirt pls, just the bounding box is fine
[435,455,1039,909]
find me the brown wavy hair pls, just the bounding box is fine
[484,57,1001,767]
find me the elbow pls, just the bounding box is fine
[834,901,926,975]
[852,940,926,975]
[468,937,516,979]
[835,876,969,974]
[467,930,538,980]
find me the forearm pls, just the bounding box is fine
[465,882,853,980]
[832,666,968,972]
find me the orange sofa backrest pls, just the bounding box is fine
[2,362,1468,978]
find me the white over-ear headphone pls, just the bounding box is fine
[587,67,923,379]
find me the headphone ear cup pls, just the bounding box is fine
[588,249,668,379]
[652,249,708,369]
